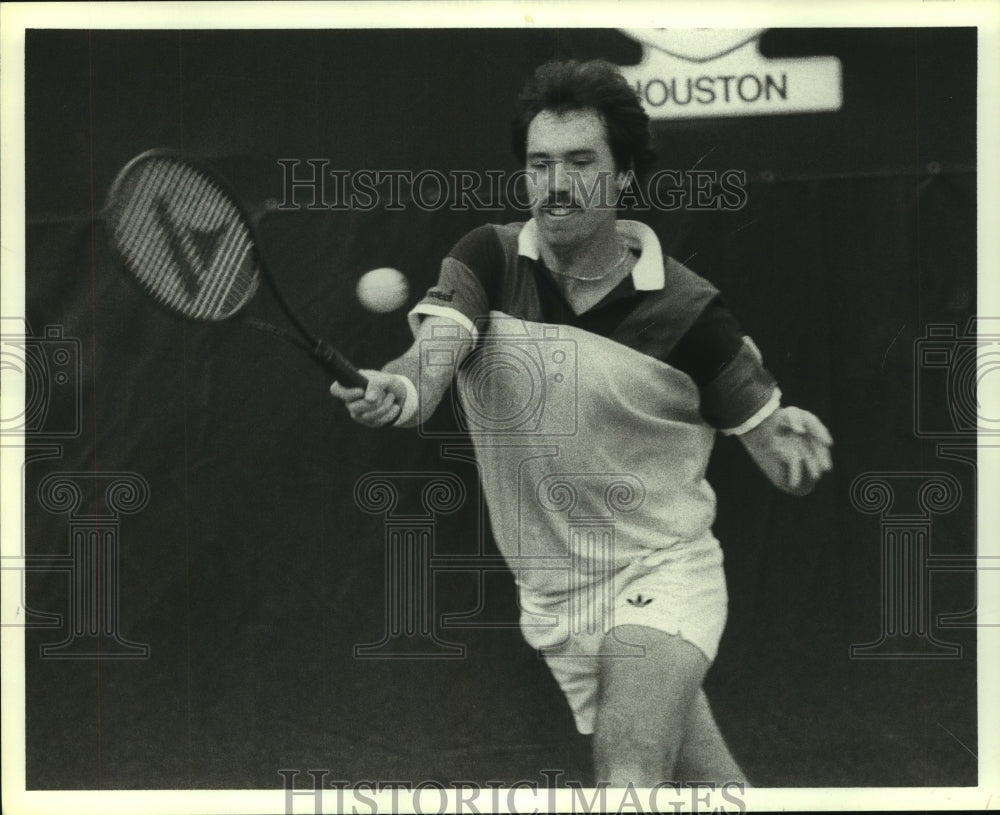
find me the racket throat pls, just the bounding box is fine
[239,318,365,387]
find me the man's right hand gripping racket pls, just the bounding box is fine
[105,149,368,389]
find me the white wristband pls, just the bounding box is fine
[392,374,420,428]
[721,388,782,436]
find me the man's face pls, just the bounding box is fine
[524,108,626,249]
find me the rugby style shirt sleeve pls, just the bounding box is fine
[407,225,502,340]
[666,297,780,435]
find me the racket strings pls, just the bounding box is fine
[110,157,259,320]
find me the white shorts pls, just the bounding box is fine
[517,533,728,734]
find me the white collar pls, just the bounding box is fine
[517,218,666,291]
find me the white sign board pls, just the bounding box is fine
[619,29,843,119]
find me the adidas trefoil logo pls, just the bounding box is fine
[626,594,654,607]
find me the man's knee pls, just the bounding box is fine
[598,625,710,687]
[595,633,706,738]
[593,626,709,772]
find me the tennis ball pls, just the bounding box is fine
[356,267,409,313]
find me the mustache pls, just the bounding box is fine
[539,194,580,209]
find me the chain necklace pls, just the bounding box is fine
[549,241,631,282]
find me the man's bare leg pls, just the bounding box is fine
[593,625,708,786]
[675,689,750,785]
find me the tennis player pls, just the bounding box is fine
[330,59,833,787]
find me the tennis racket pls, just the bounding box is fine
[105,148,368,389]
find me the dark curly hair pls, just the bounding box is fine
[511,59,656,178]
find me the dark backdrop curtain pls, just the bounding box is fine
[21,27,977,788]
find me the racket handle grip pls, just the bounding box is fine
[315,342,368,389]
